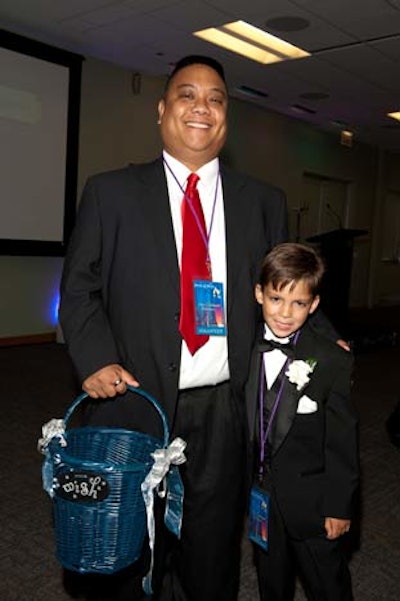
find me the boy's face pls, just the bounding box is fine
[255,280,320,338]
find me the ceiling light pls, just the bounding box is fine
[387,111,400,122]
[340,130,354,147]
[194,20,310,65]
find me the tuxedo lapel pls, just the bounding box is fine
[247,329,314,454]
[246,342,301,453]
[271,325,314,454]
[271,367,301,454]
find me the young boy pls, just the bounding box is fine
[246,242,359,601]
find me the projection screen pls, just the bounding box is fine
[0,29,82,256]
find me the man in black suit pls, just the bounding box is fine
[60,54,288,601]
[246,243,359,601]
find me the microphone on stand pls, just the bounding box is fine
[292,206,308,242]
[326,203,343,229]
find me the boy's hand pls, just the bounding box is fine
[324,517,351,539]
[336,339,350,351]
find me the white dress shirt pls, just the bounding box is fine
[163,151,229,389]
[262,324,291,390]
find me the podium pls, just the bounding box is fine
[307,229,367,336]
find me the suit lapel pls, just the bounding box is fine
[135,161,251,301]
[132,163,254,307]
[132,158,180,295]
[245,344,263,441]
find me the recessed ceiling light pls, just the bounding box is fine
[265,16,310,32]
[194,20,310,65]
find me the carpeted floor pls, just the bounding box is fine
[0,341,399,601]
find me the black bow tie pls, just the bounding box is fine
[258,338,295,358]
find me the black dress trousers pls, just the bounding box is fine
[154,381,247,601]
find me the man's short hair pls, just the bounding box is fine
[258,243,325,297]
[165,55,226,91]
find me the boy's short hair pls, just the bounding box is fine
[165,55,226,92]
[259,243,325,297]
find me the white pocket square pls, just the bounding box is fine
[297,395,318,414]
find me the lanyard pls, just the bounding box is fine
[258,330,300,481]
[163,158,220,257]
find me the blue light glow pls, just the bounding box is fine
[51,292,60,326]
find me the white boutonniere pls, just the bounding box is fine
[285,358,317,391]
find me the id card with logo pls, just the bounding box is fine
[248,485,270,551]
[193,280,226,336]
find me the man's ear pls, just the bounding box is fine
[255,284,264,305]
[309,295,320,314]
[157,98,165,124]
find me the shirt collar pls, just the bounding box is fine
[162,151,219,188]
[263,323,290,345]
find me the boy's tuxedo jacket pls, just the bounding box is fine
[246,321,359,540]
[59,158,288,435]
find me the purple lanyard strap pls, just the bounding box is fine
[258,330,300,480]
[163,158,220,257]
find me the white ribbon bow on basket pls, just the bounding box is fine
[141,436,187,595]
[37,418,67,498]
[37,418,67,453]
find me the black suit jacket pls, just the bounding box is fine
[59,158,288,434]
[246,321,359,539]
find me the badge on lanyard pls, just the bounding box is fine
[193,280,226,336]
[248,485,270,551]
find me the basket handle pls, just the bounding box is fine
[63,385,170,447]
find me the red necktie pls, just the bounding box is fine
[179,173,211,355]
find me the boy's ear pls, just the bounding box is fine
[255,284,264,305]
[309,295,320,314]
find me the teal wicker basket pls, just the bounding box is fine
[42,385,169,574]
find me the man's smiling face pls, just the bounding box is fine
[158,63,228,171]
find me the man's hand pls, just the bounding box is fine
[324,517,351,540]
[82,364,139,399]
